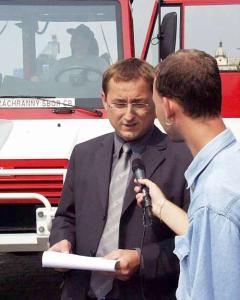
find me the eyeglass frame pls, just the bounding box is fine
[107,101,151,111]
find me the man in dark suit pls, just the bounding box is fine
[49,58,192,300]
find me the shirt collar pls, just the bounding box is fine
[113,134,124,158]
[185,128,236,189]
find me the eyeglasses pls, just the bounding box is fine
[108,102,150,111]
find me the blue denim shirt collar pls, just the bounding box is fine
[185,128,236,189]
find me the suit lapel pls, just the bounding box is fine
[93,128,168,217]
[121,128,167,216]
[94,133,114,210]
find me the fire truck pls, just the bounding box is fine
[0,0,239,252]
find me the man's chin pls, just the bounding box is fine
[172,139,184,143]
[118,131,141,142]
[168,134,184,143]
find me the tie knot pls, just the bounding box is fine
[122,143,131,154]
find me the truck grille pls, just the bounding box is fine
[0,159,68,204]
[0,159,68,232]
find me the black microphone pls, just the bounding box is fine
[132,158,153,225]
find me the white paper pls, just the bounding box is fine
[42,251,118,272]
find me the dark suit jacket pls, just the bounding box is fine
[50,127,192,300]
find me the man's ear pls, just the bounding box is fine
[162,96,175,120]
[101,92,108,110]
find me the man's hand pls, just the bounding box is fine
[105,249,140,281]
[48,239,72,272]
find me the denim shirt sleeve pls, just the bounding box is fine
[174,206,240,300]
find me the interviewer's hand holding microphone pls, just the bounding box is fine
[133,159,188,235]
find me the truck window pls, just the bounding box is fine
[139,5,180,66]
[147,6,180,66]
[132,1,180,66]
[184,4,240,71]
[0,1,122,102]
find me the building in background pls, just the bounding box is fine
[215,41,240,71]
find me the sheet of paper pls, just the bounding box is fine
[42,251,118,272]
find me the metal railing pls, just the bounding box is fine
[0,168,67,252]
[0,168,67,181]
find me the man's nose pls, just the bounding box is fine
[124,104,135,119]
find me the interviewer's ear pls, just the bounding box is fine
[162,96,175,119]
[101,91,108,110]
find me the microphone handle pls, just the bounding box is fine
[142,186,153,225]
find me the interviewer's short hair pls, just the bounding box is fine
[102,58,155,95]
[155,49,222,118]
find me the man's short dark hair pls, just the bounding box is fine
[102,58,155,95]
[155,49,222,118]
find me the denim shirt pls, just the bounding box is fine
[174,129,240,300]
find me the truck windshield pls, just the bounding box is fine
[0,0,122,103]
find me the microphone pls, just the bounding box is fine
[132,158,153,225]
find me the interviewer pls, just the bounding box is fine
[135,49,240,300]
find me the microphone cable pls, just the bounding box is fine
[132,158,153,300]
[139,209,152,300]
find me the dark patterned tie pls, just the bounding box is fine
[90,143,132,299]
